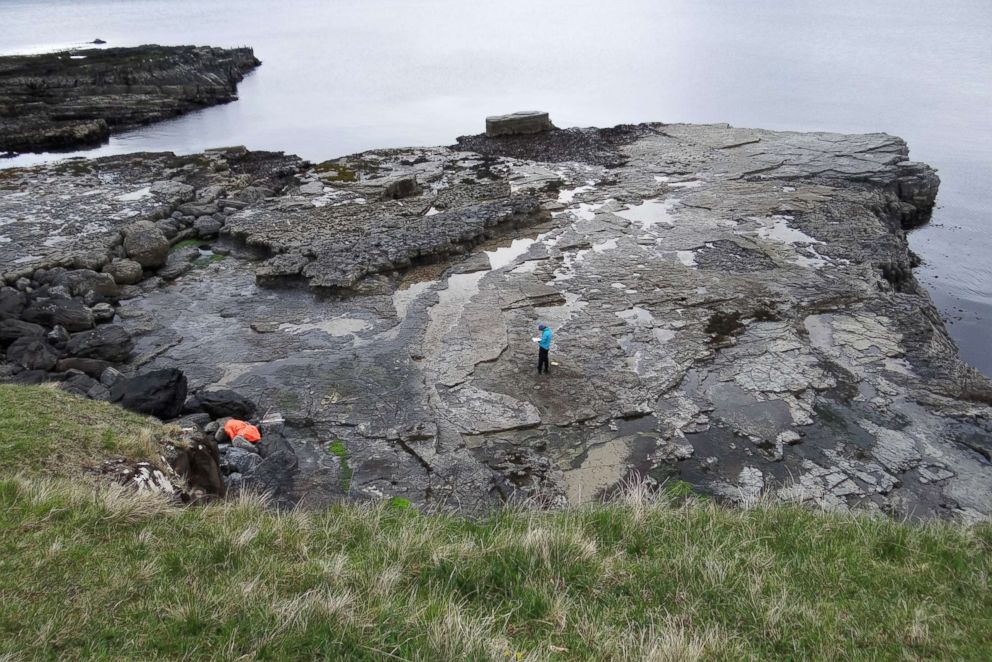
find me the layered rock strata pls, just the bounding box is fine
[2,122,990,521]
[0,45,260,153]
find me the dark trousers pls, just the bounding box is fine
[538,347,549,374]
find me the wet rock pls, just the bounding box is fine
[123,221,170,269]
[21,298,95,332]
[110,368,187,419]
[64,324,133,362]
[157,247,197,281]
[103,259,144,286]
[485,111,554,137]
[185,388,257,420]
[242,449,298,495]
[0,319,45,345]
[6,336,59,371]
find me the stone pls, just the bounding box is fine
[20,298,94,332]
[100,366,124,387]
[242,449,298,495]
[149,180,195,201]
[157,247,197,281]
[91,303,115,322]
[64,325,133,362]
[46,325,70,346]
[236,186,273,203]
[186,388,257,420]
[103,259,144,286]
[123,221,170,269]
[485,111,554,137]
[197,185,226,203]
[155,218,181,239]
[171,412,213,430]
[0,287,25,319]
[0,319,45,345]
[52,269,119,304]
[382,176,419,200]
[6,336,58,371]
[55,357,112,378]
[220,445,263,475]
[194,215,223,238]
[110,368,188,419]
[60,372,99,397]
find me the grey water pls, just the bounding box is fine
[1,0,989,375]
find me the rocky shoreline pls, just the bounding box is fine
[1,119,990,519]
[0,45,260,154]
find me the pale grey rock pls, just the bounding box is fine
[485,111,554,137]
[123,221,170,269]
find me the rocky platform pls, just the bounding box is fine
[2,121,990,519]
[0,45,260,153]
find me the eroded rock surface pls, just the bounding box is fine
[3,122,990,519]
[0,45,260,153]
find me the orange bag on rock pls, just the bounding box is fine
[224,418,261,443]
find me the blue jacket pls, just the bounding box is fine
[539,327,552,350]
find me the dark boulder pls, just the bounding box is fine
[55,357,112,378]
[0,319,45,345]
[186,388,257,420]
[6,336,59,371]
[219,445,263,475]
[64,324,133,362]
[46,325,70,347]
[60,372,99,397]
[0,287,26,319]
[21,298,95,332]
[110,368,187,419]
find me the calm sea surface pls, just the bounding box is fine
[2,0,989,374]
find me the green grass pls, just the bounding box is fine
[328,440,353,494]
[1,385,990,660]
[0,384,173,475]
[171,238,206,251]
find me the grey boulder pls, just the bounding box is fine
[485,111,554,137]
[123,221,170,269]
[64,324,133,362]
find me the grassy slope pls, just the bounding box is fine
[0,385,990,660]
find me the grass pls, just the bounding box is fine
[0,384,173,475]
[1,385,991,660]
[328,440,353,494]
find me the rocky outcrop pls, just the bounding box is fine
[4,121,991,521]
[0,45,260,153]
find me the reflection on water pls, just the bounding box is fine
[1,0,989,373]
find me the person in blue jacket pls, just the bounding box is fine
[537,323,552,374]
